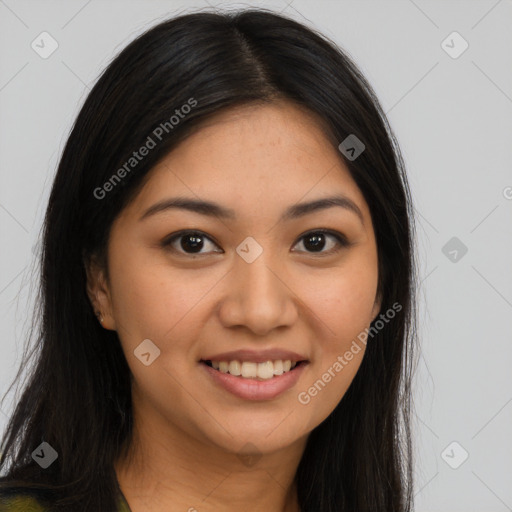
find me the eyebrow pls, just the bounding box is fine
[139,194,364,224]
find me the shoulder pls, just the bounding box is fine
[0,487,131,512]
[0,480,131,512]
[0,477,55,512]
[0,488,47,511]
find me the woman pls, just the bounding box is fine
[0,7,418,512]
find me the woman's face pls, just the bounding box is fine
[88,101,381,457]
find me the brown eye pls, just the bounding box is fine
[161,229,348,257]
[162,231,222,256]
[292,230,349,255]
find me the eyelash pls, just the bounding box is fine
[161,229,350,257]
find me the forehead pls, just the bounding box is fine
[123,101,371,224]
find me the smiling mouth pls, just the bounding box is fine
[200,359,307,381]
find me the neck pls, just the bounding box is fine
[114,400,306,512]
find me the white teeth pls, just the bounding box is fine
[208,359,300,380]
[273,360,284,375]
[257,361,274,379]
[228,360,241,376]
[241,361,258,378]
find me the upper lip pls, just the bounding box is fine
[201,349,309,363]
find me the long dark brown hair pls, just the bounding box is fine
[0,8,418,511]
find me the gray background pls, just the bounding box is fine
[1,1,511,510]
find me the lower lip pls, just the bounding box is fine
[201,362,307,401]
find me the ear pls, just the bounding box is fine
[84,255,116,330]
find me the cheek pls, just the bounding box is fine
[307,272,374,383]
[295,253,378,426]
[107,249,188,343]
[306,259,379,342]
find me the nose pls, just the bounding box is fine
[217,252,298,336]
